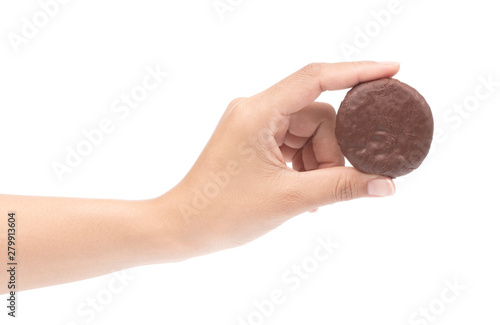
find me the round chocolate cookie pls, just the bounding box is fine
[335,78,433,178]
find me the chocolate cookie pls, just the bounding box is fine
[335,78,433,178]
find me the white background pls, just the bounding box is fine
[1,0,499,324]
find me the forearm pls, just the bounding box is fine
[0,193,186,293]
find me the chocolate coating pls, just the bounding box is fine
[335,78,433,178]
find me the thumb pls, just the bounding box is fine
[293,167,395,208]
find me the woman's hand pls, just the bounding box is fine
[0,61,400,293]
[155,61,400,257]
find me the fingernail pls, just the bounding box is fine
[367,178,395,197]
[378,61,400,66]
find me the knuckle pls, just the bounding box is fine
[227,97,248,110]
[319,101,335,110]
[332,171,358,203]
[316,102,336,119]
[296,63,325,92]
[300,63,323,78]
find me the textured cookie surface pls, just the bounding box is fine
[335,78,433,178]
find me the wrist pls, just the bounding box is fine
[137,188,197,264]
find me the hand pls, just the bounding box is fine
[155,61,399,258]
[0,62,400,292]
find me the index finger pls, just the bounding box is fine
[250,61,400,116]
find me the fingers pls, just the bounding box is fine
[289,167,395,209]
[280,102,344,169]
[249,61,400,116]
[300,139,318,171]
[292,102,344,168]
[283,132,309,149]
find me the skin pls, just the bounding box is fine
[0,61,398,294]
